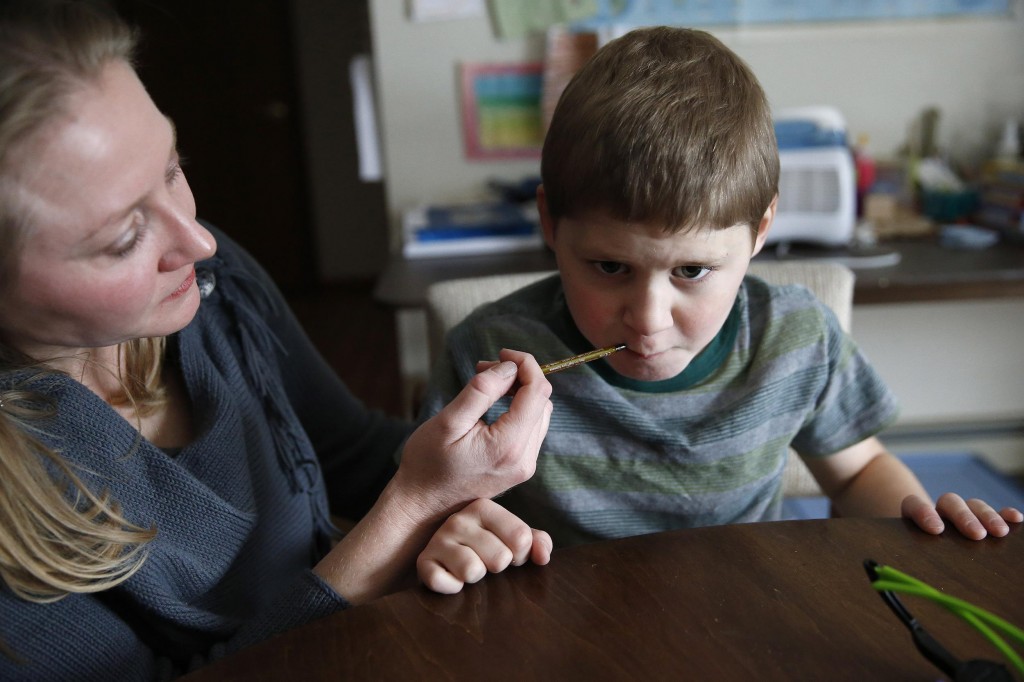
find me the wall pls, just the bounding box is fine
[852,299,1024,474]
[369,2,1024,475]
[369,0,1024,250]
[369,1,543,250]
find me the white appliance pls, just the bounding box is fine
[768,106,856,247]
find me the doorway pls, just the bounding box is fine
[114,0,316,292]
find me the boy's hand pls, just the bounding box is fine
[417,499,553,595]
[901,493,1023,539]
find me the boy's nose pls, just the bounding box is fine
[623,283,675,337]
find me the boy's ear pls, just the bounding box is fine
[536,184,558,250]
[750,194,777,257]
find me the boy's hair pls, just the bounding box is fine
[541,26,779,234]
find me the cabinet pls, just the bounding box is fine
[114,0,313,291]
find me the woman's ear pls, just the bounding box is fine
[536,185,558,250]
[751,194,777,257]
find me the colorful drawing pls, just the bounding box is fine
[460,62,544,160]
[570,0,1010,30]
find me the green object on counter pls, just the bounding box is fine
[920,188,979,222]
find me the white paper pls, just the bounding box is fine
[348,54,382,182]
[408,0,485,22]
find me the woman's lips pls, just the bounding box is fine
[168,268,196,300]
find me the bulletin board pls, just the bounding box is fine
[569,0,1012,30]
[460,62,544,160]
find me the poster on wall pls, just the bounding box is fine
[460,62,544,160]
[569,0,1012,31]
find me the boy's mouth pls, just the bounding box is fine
[623,344,667,360]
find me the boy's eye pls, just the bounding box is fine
[595,261,625,275]
[674,265,712,281]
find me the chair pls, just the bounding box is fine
[424,261,855,498]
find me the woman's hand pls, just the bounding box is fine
[901,493,1022,539]
[417,499,552,594]
[394,349,553,521]
[313,350,551,605]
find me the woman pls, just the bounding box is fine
[0,1,553,679]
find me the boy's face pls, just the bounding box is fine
[539,188,774,382]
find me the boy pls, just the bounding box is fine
[419,27,1020,546]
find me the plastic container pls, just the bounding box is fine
[920,189,979,223]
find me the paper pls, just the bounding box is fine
[489,0,599,40]
[349,54,382,182]
[408,0,486,22]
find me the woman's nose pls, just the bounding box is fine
[158,201,216,271]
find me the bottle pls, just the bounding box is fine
[996,119,1021,163]
[853,133,876,217]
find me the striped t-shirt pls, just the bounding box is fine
[418,273,899,547]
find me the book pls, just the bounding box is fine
[402,202,544,259]
[974,165,1024,232]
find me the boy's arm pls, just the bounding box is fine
[802,436,1022,539]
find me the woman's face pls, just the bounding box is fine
[0,60,216,361]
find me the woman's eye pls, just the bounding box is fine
[166,153,187,185]
[111,230,141,257]
[109,213,148,258]
[674,265,712,281]
[166,163,183,184]
[595,261,625,275]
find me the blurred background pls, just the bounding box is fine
[109,1,1024,488]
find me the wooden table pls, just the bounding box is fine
[183,518,1022,681]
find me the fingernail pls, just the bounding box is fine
[491,361,517,378]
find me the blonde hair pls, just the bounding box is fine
[0,0,161,603]
[541,26,779,234]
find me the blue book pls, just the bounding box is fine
[402,202,544,259]
[416,202,537,241]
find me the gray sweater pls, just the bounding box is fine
[421,274,898,547]
[0,227,412,680]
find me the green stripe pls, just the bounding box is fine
[535,435,788,494]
